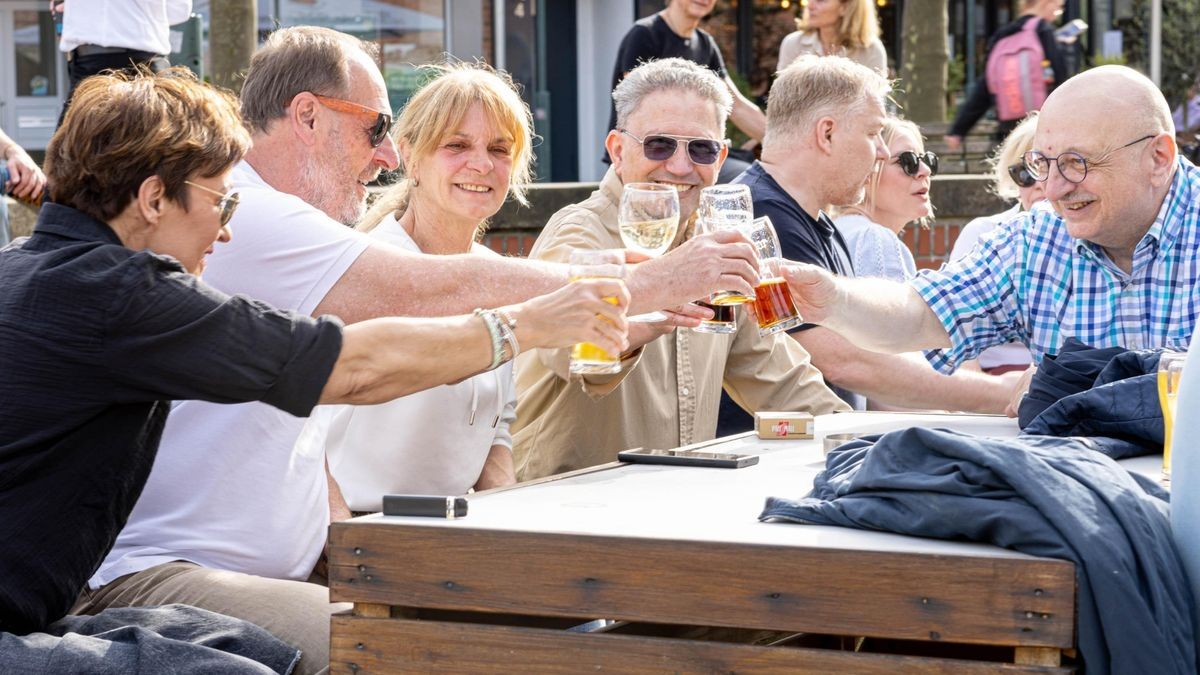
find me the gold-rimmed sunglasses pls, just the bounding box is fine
[183,181,240,226]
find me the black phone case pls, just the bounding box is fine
[616,449,759,469]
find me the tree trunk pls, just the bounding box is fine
[209,0,257,93]
[898,0,947,124]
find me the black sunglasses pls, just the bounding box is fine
[1007,161,1037,188]
[619,129,724,165]
[895,150,939,177]
[313,94,393,148]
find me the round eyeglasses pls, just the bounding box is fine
[1023,134,1155,184]
[895,150,939,177]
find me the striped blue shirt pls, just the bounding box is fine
[913,157,1200,373]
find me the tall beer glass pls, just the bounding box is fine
[1160,351,1187,482]
[568,249,627,375]
[618,182,678,322]
[745,216,802,336]
[693,185,752,335]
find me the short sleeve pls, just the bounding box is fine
[612,24,658,86]
[759,199,826,267]
[102,256,342,417]
[704,34,728,77]
[910,215,1031,372]
[846,224,911,282]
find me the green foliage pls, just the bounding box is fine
[1121,0,1200,109]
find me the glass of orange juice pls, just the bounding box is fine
[567,249,626,375]
[1159,352,1187,482]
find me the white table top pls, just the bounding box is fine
[358,412,1164,561]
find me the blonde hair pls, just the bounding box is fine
[360,61,534,233]
[797,0,881,50]
[986,112,1039,200]
[834,117,930,227]
[765,54,890,148]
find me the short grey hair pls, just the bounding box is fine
[240,26,379,134]
[613,58,732,131]
[765,54,891,147]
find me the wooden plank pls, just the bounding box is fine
[328,524,1074,648]
[1015,647,1062,666]
[353,603,389,618]
[330,616,1073,674]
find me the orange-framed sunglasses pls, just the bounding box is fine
[312,94,393,148]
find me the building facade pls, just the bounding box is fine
[0,0,1153,180]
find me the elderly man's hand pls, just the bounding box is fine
[1002,365,1037,418]
[624,230,758,314]
[780,262,842,326]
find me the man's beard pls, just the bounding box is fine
[297,152,367,226]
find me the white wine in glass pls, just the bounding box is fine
[618,183,679,322]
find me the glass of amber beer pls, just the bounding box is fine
[745,216,802,337]
[568,249,627,375]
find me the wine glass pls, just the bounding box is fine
[618,182,679,322]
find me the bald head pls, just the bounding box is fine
[1033,65,1178,269]
[1040,66,1173,141]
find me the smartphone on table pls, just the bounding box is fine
[617,447,759,469]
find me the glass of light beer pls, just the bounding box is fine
[1159,351,1187,482]
[744,216,802,337]
[693,185,753,335]
[618,182,679,322]
[568,249,627,375]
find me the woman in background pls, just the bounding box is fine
[777,0,887,76]
[833,117,934,282]
[300,62,602,511]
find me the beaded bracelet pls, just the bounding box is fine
[473,308,506,371]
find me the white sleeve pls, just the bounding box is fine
[165,0,193,24]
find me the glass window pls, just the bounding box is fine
[251,0,448,112]
[13,11,58,97]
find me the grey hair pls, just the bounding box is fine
[240,26,379,134]
[613,58,732,130]
[765,54,891,147]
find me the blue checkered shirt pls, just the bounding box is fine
[913,157,1200,373]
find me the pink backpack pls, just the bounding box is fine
[986,17,1049,122]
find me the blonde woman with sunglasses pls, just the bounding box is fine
[833,117,935,282]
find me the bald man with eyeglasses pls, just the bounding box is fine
[781,65,1200,415]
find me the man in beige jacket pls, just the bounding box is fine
[512,58,848,480]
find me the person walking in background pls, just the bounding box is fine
[776,0,887,76]
[606,0,765,183]
[945,0,1066,151]
[53,0,192,126]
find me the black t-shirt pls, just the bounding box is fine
[603,13,728,162]
[0,204,343,633]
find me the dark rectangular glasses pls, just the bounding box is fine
[619,129,723,165]
[896,150,939,177]
[313,94,394,148]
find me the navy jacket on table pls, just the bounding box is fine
[761,427,1196,675]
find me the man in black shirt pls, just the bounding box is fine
[718,56,1020,433]
[607,0,765,183]
[0,68,628,665]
